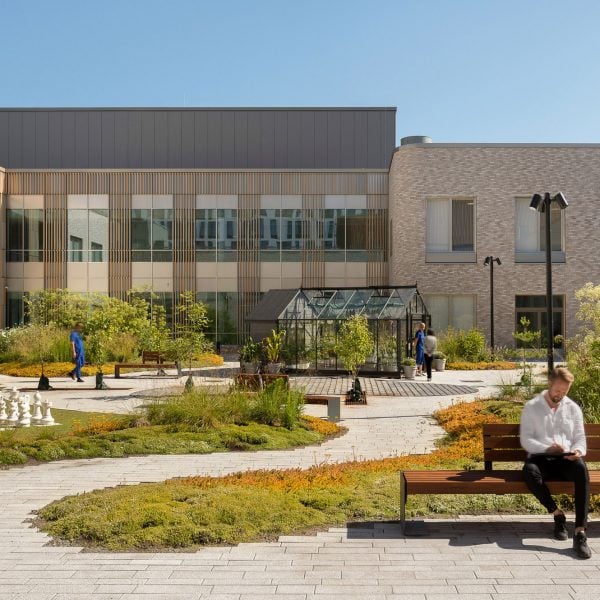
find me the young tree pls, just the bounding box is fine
[165,292,210,390]
[334,314,374,401]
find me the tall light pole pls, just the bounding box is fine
[529,192,568,373]
[483,256,501,356]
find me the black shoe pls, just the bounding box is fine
[554,513,568,541]
[68,371,76,381]
[76,378,85,383]
[573,531,592,559]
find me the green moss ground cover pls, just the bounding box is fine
[0,382,341,466]
[39,398,589,552]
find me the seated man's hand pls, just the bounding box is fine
[547,443,565,454]
[565,449,582,461]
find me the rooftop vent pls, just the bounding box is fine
[400,136,432,145]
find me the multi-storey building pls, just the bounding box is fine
[0,108,393,341]
[1,107,599,345]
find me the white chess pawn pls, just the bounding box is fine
[31,392,43,424]
[0,396,7,423]
[18,394,31,427]
[41,398,55,425]
[9,387,19,403]
[7,395,19,424]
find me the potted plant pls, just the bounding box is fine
[239,337,261,373]
[263,329,285,373]
[402,357,417,379]
[433,351,447,372]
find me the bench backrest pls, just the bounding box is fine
[483,423,600,470]
[142,351,164,364]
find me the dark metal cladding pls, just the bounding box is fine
[0,108,396,170]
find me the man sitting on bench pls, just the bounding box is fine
[520,367,591,559]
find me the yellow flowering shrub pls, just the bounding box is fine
[194,352,224,367]
[447,361,518,370]
[72,415,129,435]
[0,362,116,377]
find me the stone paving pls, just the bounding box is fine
[2,366,598,599]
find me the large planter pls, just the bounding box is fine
[403,365,417,379]
[265,362,283,374]
[433,358,446,372]
[241,361,259,373]
[95,372,108,390]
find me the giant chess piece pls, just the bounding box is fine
[7,395,19,425]
[17,394,31,427]
[41,397,55,425]
[31,392,43,425]
[0,396,7,423]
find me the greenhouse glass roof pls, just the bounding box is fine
[276,286,423,321]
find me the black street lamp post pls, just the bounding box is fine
[483,256,501,356]
[529,192,568,373]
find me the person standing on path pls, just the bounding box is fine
[413,322,426,376]
[423,328,437,382]
[520,366,591,559]
[68,323,85,383]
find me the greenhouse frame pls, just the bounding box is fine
[247,286,430,374]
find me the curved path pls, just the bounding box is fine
[2,368,598,599]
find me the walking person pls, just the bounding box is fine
[68,323,85,383]
[413,322,426,376]
[423,328,437,382]
[519,367,591,558]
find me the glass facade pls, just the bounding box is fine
[515,295,564,344]
[131,208,173,261]
[67,209,109,262]
[7,209,44,262]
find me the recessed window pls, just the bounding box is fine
[515,295,564,344]
[426,198,475,262]
[422,294,476,333]
[515,198,565,262]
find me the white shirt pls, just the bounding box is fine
[520,392,586,456]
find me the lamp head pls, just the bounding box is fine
[554,192,569,209]
[483,256,491,266]
[529,193,543,211]
[495,257,502,266]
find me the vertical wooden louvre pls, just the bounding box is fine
[237,194,260,337]
[302,194,325,287]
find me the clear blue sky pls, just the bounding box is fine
[2,0,600,143]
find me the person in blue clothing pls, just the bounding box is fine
[413,322,426,376]
[68,323,85,382]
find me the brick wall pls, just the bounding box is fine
[389,144,600,346]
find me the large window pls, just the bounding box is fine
[195,195,238,262]
[426,198,475,262]
[197,291,239,343]
[67,196,109,262]
[7,209,44,262]
[422,294,476,333]
[131,208,173,261]
[515,295,564,345]
[515,197,564,262]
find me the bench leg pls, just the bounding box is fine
[115,367,120,379]
[400,472,407,534]
[399,472,427,536]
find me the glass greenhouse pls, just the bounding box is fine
[247,286,430,374]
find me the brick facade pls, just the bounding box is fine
[389,143,600,345]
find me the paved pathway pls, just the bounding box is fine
[292,376,478,397]
[3,367,597,599]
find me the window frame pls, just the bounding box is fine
[425,196,477,263]
[514,197,566,263]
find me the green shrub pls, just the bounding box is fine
[438,327,489,362]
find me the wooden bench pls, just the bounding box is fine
[114,351,177,379]
[234,373,290,390]
[400,423,600,534]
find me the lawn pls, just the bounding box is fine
[38,398,584,551]
[0,383,342,466]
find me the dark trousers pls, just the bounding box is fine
[424,354,433,380]
[523,455,590,528]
